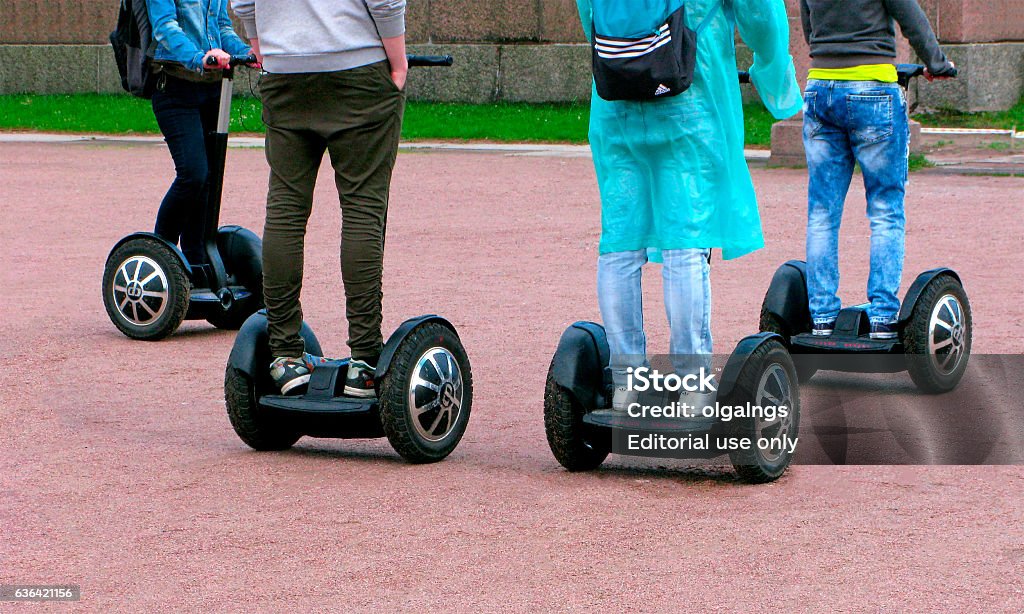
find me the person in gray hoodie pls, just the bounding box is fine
[800,0,955,341]
[231,0,408,396]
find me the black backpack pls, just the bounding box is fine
[110,0,159,98]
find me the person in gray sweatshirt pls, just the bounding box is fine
[230,0,408,396]
[800,0,955,341]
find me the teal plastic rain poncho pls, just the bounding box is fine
[577,0,802,260]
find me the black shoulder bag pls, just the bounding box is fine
[591,1,722,101]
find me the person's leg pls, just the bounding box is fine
[804,82,855,332]
[597,250,648,389]
[662,248,716,417]
[151,79,210,263]
[259,73,327,363]
[322,62,405,368]
[848,83,909,331]
[178,83,222,260]
[662,248,712,369]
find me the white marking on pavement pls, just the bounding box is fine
[0,132,773,160]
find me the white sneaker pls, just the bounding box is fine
[677,390,717,425]
[611,386,639,412]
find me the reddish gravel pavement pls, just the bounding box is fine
[1,142,1022,611]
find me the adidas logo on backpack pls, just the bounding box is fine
[654,84,672,96]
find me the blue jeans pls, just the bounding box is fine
[803,79,909,325]
[597,249,712,386]
[151,76,222,264]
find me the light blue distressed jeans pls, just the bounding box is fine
[597,249,712,386]
[803,79,909,325]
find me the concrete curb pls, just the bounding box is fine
[0,132,773,160]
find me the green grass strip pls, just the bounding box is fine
[914,98,1024,131]
[0,93,778,147]
[10,92,1017,147]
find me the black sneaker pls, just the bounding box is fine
[812,320,836,336]
[344,359,377,399]
[269,356,311,395]
[870,321,898,340]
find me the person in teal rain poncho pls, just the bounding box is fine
[577,0,802,413]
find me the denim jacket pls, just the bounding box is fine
[148,0,250,72]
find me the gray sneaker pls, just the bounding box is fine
[269,356,311,395]
[869,320,898,340]
[344,359,377,399]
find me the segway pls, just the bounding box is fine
[543,323,800,484]
[224,55,469,463]
[759,65,970,394]
[102,54,263,340]
[225,312,472,463]
[541,70,803,483]
[758,261,971,393]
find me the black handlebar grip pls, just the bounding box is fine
[407,54,454,68]
[230,54,258,67]
[205,54,258,68]
[896,63,925,89]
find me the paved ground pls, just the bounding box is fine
[1,141,1022,611]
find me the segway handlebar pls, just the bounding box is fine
[205,54,259,68]
[205,54,450,69]
[896,63,958,88]
[735,64,958,89]
[408,55,454,68]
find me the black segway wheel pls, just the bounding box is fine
[207,226,265,331]
[102,238,190,340]
[543,367,610,471]
[759,308,817,383]
[224,366,301,451]
[378,322,473,463]
[903,274,972,394]
[722,339,800,484]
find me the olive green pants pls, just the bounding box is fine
[260,61,405,362]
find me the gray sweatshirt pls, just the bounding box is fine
[800,0,954,75]
[230,0,405,74]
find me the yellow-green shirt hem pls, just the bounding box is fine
[807,64,898,83]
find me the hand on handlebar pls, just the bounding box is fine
[249,39,264,69]
[202,48,232,70]
[925,61,956,82]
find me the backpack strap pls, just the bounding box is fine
[696,0,723,34]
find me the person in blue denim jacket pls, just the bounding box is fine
[800,0,955,340]
[147,0,251,263]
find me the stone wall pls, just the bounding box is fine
[0,0,1021,111]
[914,0,1024,111]
[0,0,589,45]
